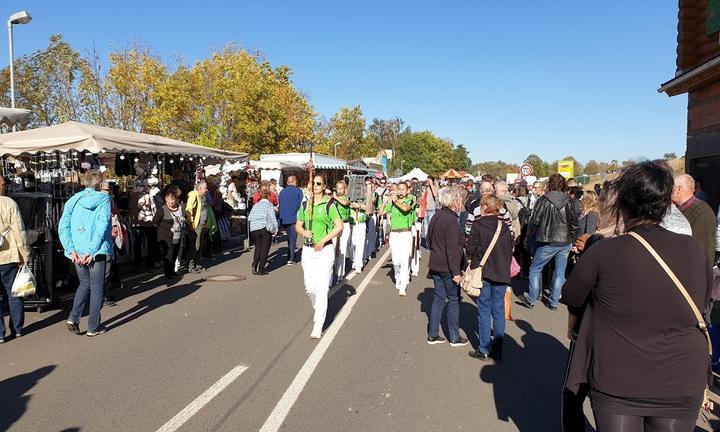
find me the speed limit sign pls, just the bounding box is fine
[520,163,533,177]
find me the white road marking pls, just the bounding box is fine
[259,248,392,432]
[155,365,249,432]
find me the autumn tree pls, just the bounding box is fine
[0,34,88,127]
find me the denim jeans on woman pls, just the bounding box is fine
[428,271,461,341]
[527,242,572,307]
[476,281,506,356]
[0,263,22,337]
[68,255,106,332]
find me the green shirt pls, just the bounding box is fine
[351,207,368,224]
[334,195,350,222]
[383,196,415,230]
[297,196,342,244]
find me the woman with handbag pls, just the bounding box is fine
[0,177,30,343]
[466,195,513,361]
[562,161,713,432]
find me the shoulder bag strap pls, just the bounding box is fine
[479,220,503,268]
[628,231,711,356]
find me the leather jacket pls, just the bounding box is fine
[528,191,578,244]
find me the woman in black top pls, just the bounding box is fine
[426,187,468,347]
[562,161,713,432]
[153,187,186,280]
[466,195,514,361]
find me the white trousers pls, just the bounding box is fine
[335,222,351,279]
[389,231,412,290]
[365,216,377,261]
[302,245,334,331]
[411,221,422,275]
[352,222,366,272]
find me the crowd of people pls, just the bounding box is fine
[2,159,720,431]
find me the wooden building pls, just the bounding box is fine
[660,0,720,212]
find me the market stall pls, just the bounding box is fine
[0,121,247,309]
[260,152,348,186]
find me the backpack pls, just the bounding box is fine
[515,196,532,226]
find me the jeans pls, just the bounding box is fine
[284,223,297,262]
[476,281,506,355]
[428,272,460,340]
[423,209,436,238]
[528,242,572,307]
[0,263,21,337]
[251,228,272,272]
[69,255,107,332]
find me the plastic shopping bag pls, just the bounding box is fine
[11,264,36,298]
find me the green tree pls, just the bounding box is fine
[367,117,406,167]
[0,34,88,127]
[328,105,371,160]
[524,154,550,177]
[451,144,472,170]
[584,159,601,175]
[663,152,677,160]
[394,130,455,176]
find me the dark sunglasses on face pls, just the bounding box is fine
[314,181,324,186]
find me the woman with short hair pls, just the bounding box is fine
[248,188,278,275]
[60,170,113,337]
[153,187,186,281]
[562,161,712,431]
[467,195,513,361]
[426,187,468,347]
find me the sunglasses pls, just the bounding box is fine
[314,181,325,186]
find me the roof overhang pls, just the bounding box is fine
[658,54,720,96]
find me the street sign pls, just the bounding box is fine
[519,163,533,177]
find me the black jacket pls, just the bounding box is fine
[466,215,513,285]
[427,208,465,276]
[529,191,578,244]
[152,204,184,246]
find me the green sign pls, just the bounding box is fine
[708,0,720,36]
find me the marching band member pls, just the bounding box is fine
[296,175,343,339]
[409,182,422,277]
[333,181,351,281]
[364,178,378,263]
[379,182,416,296]
[351,182,374,273]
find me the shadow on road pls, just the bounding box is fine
[480,319,568,432]
[0,365,56,431]
[102,280,204,331]
[416,287,481,349]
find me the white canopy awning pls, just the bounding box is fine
[0,121,248,161]
[399,167,428,182]
[261,152,347,170]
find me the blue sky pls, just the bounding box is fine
[4,1,686,165]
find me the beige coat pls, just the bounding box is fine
[0,196,30,264]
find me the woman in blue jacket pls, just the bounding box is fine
[59,170,113,337]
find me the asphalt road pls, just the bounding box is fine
[0,240,586,432]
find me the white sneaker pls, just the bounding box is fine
[310,330,322,339]
[399,288,407,296]
[411,271,419,277]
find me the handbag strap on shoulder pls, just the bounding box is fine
[479,220,503,268]
[627,231,711,356]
